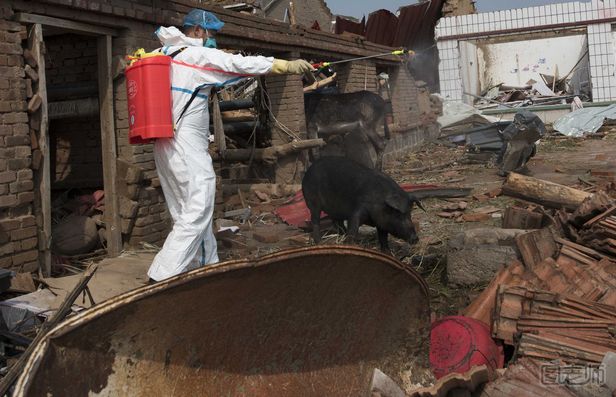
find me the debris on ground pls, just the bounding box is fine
[553,104,616,137]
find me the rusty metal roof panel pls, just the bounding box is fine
[15,246,430,397]
[394,0,446,49]
[334,15,365,36]
[365,9,399,47]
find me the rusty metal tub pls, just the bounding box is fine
[14,246,430,396]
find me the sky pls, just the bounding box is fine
[326,0,589,19]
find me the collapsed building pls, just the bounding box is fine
[436,0,616,121]
[0,0,441,276]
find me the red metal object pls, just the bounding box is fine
[125,56,174,144]
[430,316,504,379]
[274,184,439,228]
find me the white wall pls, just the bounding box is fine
[478,35,586,89]
[436,0,616,102]
[459,41,480,104]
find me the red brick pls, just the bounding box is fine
[8,158,30,170]
[17,169,32,181]
[0,242,14,256]
[19,261,39,273]
[19,237,37,250]
[5,135,29,147]
[0,219,19,231]
[0,194,16,208]
[17,192,34,204]
[12,250,38,265]
[9,180,33,194]
[20,215,36,227]
[0,255,11,270]
[0,171,16,184]
[11,226,36,241]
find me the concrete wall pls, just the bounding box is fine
[436,0,616,102]
[476,35,586,90]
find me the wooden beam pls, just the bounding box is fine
[49,97,99,120]
[212,91,227,155]
[29,24,52,277]
[98,35,122,257]
[14,12,120,36]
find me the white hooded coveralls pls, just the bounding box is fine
[148,27,274,281]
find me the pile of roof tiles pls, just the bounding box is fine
[464,189,616,368]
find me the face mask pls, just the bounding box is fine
[204,37,217,48]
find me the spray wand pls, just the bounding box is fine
[311,49,415,70]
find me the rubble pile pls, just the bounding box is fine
[458,174,616,387]
[473,77,584,110]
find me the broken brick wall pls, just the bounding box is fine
[0,6,38,272]
[383,66,441,163]
[334,59,440,163]
[442,0,477,17]
[45,34,103,189]
[265,0,333,31]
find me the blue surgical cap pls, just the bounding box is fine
[183,9,225,32]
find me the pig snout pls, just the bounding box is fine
[395,216,419,246]
[406,225,419,245]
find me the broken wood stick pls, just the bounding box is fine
[0,264,98,395]
[303,73,337,93]
[502,172,592,210]
[211,138,325,163]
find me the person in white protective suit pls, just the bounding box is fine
[147,9,314,282]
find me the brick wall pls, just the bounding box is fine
[390,65,421,130]
[113,22,170,247]
[0,6,38,272]
[336,61,378,94]
[264,73,307,183]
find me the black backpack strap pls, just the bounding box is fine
[168,46,187,58]
[168,46,200,130]
[175,83,207,130]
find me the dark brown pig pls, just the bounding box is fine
[302,156,421,252]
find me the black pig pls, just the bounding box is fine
[302,156,422,252]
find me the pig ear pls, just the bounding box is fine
[410,197,427,213]
[385,194,410,213]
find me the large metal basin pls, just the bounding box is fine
[14,246,430,396]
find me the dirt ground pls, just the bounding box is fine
[215,130,616,320]
[24,130,614,390]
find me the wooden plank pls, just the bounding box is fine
[14,12,119,36]
[0,264,98,395]
[98,35,122,257]
[29,24,52,277]
[515,228,558,269]
[211,91,227,156]
[583,204,616,228]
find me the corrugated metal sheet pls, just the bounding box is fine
[335,2,445,49]
[334,15,365,36]
[365,9,398,47]
[394,0,446,49]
